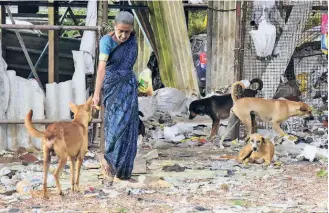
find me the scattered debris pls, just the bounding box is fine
[162,164,186,172]
[142,149,159,161]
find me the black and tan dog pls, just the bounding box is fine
[189,78,263,145]
[219,133,274,166]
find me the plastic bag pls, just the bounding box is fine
[249,15,276,57]
[138,68,153,96]
[154,88,190,117]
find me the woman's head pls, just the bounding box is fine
[114,11,134,43]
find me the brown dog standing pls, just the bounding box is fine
[219,93,313,145]
[24,96,93,198]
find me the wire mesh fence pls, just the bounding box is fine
[239,0,328,138]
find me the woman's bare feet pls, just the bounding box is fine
[113,176,138,183]
[97,154,112,180]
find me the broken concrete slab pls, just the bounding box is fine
[132,158,147,174]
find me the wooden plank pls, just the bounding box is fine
[205,0,214,95]
[48,0,59,83]
[131,1,158,60]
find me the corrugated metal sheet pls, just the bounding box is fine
[206,1,237,93]
[143,1,199,95]
[3,30,80,86]
[134,22,151,75]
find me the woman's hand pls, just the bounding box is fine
[92,93,100,108]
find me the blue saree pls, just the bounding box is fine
[100,33,138,180]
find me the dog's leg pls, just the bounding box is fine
[69,156,76,192]
[42,147,51,199]
[53,154,68,196]
[271,121,285,136]
[209,119,219,141]
[74,156,83,192]
[239,116,253,137]
[219,112,239,149]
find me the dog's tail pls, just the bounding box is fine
[250,78,263,91]
[24,110,45,138]
[139,111,144,117]
[231,81,246,103]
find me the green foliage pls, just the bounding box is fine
[305,12,322,31]
[188,11,207,37]
[38,8,117,38]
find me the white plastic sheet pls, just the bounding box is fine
[46,83,59,119]
[6,73,45,150]
[249,15,276,57]
[0,56,9,150]
[58,80,73,119]
[79,0,97,74]
[6,71,18,150]
[72,51,87,105]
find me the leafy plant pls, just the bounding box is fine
[37,8,117,38]
[188,10,207,37]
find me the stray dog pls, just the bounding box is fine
[238,133,274,166]
[219,96,313,146]
[24,96,94,198]
[189,78,263,143]
[219,134,274,166]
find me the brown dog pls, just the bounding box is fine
[219,134,274,166]
[238,134,274,166]
[219,93,313,145]
[24,96,93,198]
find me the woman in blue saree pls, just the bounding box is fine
[93,11,139,182]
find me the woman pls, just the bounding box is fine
[93,11,139,182]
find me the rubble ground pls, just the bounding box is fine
[0,143,327,213]
[0,111,328,213]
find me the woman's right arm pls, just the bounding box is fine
[93,36,112,106]
[94,61,106,99]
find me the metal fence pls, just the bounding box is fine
[239,0,328,137]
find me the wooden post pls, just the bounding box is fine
[99,1,108,152]
[0,6,6,59]
[205,0,213,95]
[232,1,242,139]
[48,0,59,83]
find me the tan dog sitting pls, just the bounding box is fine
[24,96,94,198]
[238,133,274,166]
[219,133,274,166]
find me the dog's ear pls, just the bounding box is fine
[245,136,250,143]
[261,137,265,144]
[300,106,308,112]
[69,102,78,114]
[86,96,93,106]
[84,96,93,110]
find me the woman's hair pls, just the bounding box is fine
[114,11,134,26]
